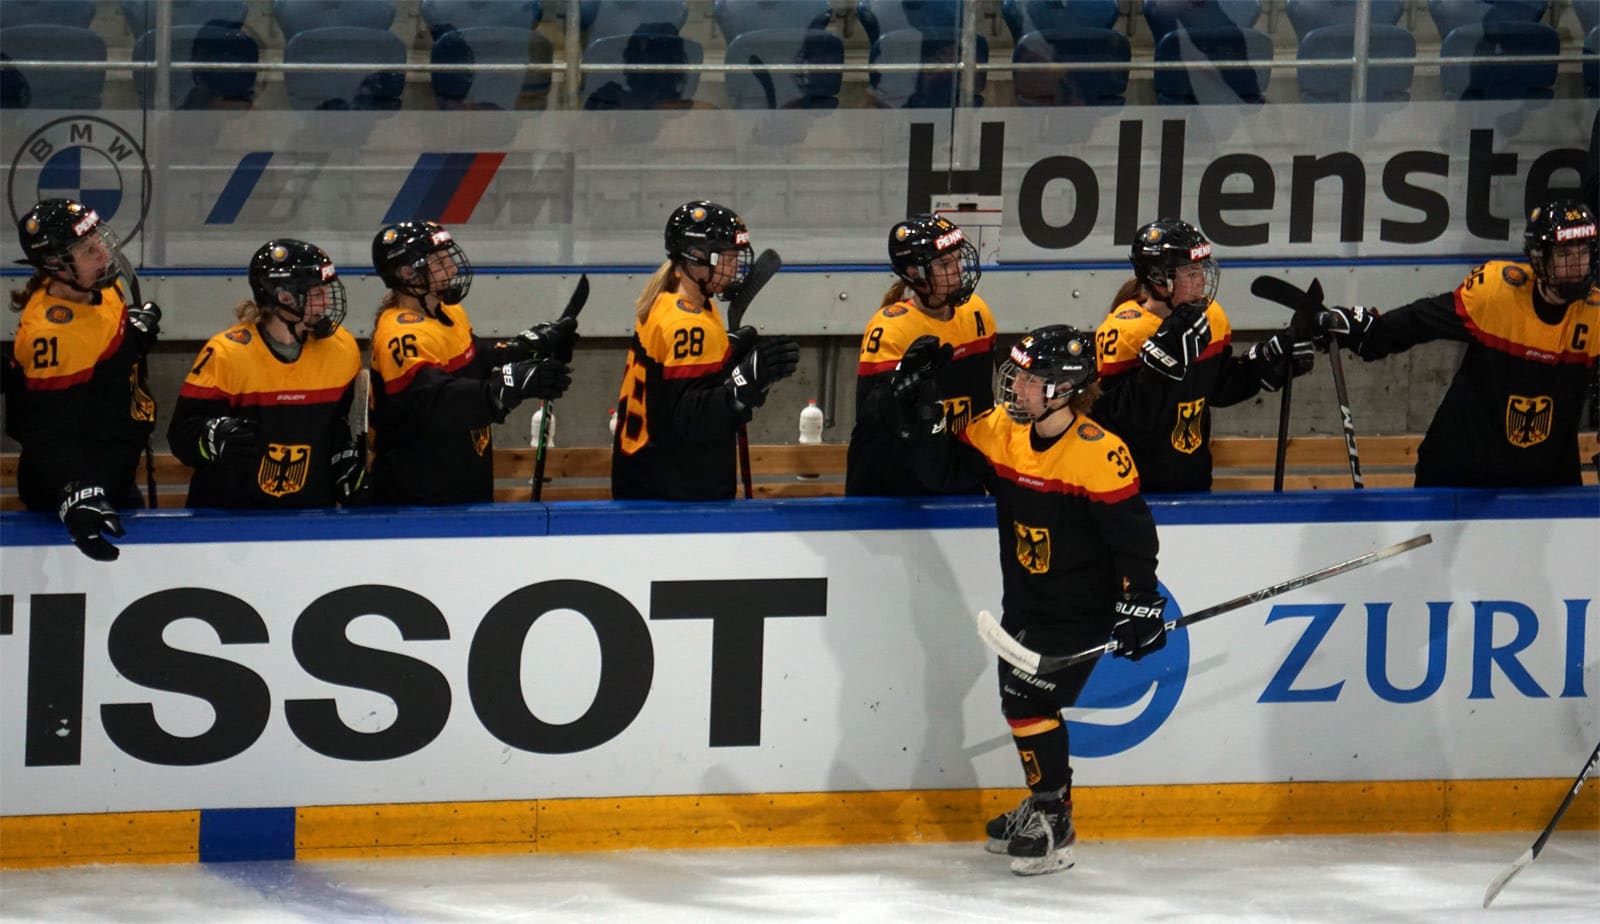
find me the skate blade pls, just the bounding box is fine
[1009,847,1075,876]
[984,837,1010,855]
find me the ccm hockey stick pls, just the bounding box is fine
[975,534,1432,675]
[727,248,783,500]
[532,273,589,501]
[117,265,159,508]
[1251,275,1364,488]
[1482,739,1600,908]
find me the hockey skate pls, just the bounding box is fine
[984,797,1032,854]
[1006,798,1075,876]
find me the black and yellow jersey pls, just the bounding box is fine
[1092,299,1263,493]
[369,302,502,505]
[910,406,1159,651]
[846,293,997,496]
[168,323,360,508]
[9,283,154,511]
[1358,261,1599,486]
[612,290,743,500]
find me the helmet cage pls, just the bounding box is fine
[17,199,128,291]
[1131,220,1219,310]
[994,326,1098,424]
[665,201,753,295]
[889,215,982,308]
[1523,201,1598,302]
[249,240,349,339]
[373,221,475,304]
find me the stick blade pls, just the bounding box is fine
[728,248,782,328]
[974,609,1041,675]
[561,273,590,321]
[1482,848,1532,908]
[1250,274,1319,313]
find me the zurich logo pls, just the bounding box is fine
[7,116,151,243]
[1067,581,1190,756]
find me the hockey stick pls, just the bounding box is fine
[1251,275,1364,488]
[975,533,1432,675]
[1273,373,1292,492]
[1482,738,1600,908]
[532,273,589,502]
[727,248,783,500]
[117,266,159,509]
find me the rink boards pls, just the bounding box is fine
[1,488,1596,865]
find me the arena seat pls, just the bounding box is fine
[869,27,988,108]
[1439,20,1560,100]
[1011,27,1131,107]
[0,24,106,109]
[1284,0,1404,41]
[856,0,962,48]
[273,0,397,41]
[1001,0,1119,43]
[420,0,541,40]
[133,24,260,109]
[282,25,407,110]
[1428,0,1547,36]
[121,1,247,34]
[0,0,96,29]
[1153,25,1273,106]
[432,26,552,110]
[582,0,688,40]
[1296,23,1416,103]
[582,32,703,109]
[713,0,832,42]
[724,28,844,110]
[1142,0,1261,43]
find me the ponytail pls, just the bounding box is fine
[879,279,910,309]
[8,272,46,312]
[1108,277,1144,314]
[634,259,679,325]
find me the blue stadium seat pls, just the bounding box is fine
[714,0,831,41]
[869,27,987,108]
[1143,0,1260,42]
[1428,0,1547,36]
[274,0,397,40]
[122,1,247,34]
[0,0,96,28]
[1296,23,1414,103]
[431,26,552,110]
[582,0,689,39]
[1153,25,1272,105]
[421,1,541,40]
[0,24,106,109]
[282,25,406,110]
[582,32,703,109]
[1439,20,1559,99]
[1576,0,1599,34]
[133,24,259,109]
[1011,27,1130,106]
[724,28,843,109]
[1284,0,1404,40]
[857,0,962,48]
[1582,25,1597,97]
[1001,0,1118,42]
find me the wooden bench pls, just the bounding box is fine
[2,434,1595,510]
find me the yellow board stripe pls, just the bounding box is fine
[4,780,1596,867]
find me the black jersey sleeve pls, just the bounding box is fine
[1357,291,1465,359]
[903,431,991,493]
[1089,492,1160,595]
[1211,343,1268,408]
[168,390,234,468]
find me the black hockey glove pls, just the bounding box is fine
[1111,591,1168,661]
[491,359,573,415]
[879,335,953,440]
[127,301,161,354]
[330,447,371,507]
[506,315,580,364]
[58,482,124,562]
[1321,305,1378,354]
[1246,330,1316,392]
[726,335,800,416]
[727,325,759,363]
[1139,304,1211,381]
[198,416,262,466]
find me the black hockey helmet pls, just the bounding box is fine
[887,213,980,309]
[664,199,753,281]
[372,219,473,304]
[1523,200,1598,302]
[15,198,128,290]
[995,324,1097,424]
[1130,218,1218,310]
[248,239,347,339]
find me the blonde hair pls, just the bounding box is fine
[634,259,681,325]
[8,272,46,312]
[234,298,272,325]
[1069,380,1102,416]
[879,279,911,309]
[1108,277,1144,314]
[375,290,401,324]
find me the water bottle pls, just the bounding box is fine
[530,404,555,449]
[608,408,618,437]
[797,399,824,480]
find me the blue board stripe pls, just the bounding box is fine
[413,152,476,221]
[205,152,273,225]
[383,153,447,224]
[198,807,296,863]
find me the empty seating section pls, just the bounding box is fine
[0,0,1595,111]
